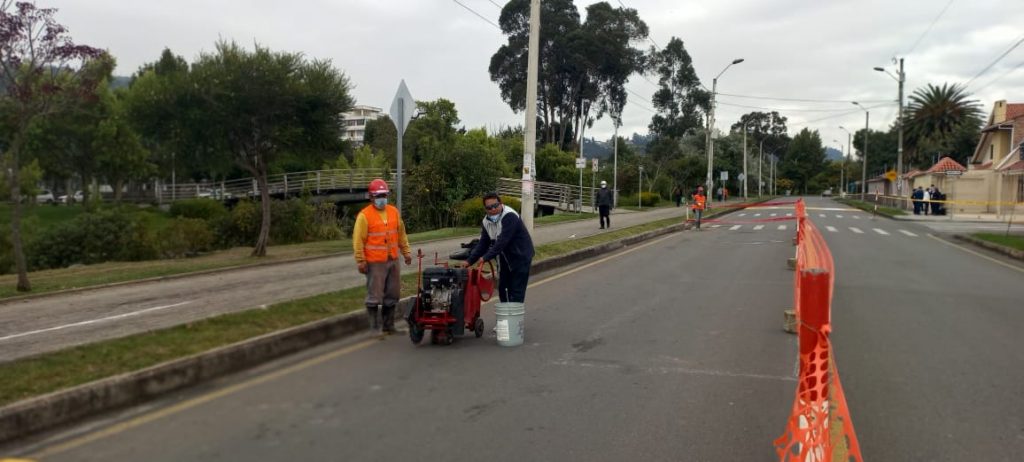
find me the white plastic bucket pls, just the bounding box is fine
[494,302,525,347]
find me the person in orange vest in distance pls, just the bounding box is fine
[353,179,412,335]
[691,186,707,230]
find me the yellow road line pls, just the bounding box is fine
[26,232,682,459]
[926,234,1024,274]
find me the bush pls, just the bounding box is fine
[456,195,523,227]
[222,199,319,247]
[270,199,314,244]
[640,192,661,207]
[310,201,344,241]
[158,218,215,258]
[169,199,228,221]
[27,209,158,270]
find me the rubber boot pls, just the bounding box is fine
[366,305,381,333]
[381,305,396,334]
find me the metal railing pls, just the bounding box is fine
[496,178,602,212]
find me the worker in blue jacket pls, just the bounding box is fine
[465,192,535,303]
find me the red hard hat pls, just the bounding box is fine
[368,179,389,195]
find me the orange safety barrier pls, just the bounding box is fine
[775,199,863,461]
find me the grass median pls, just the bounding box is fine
[835,198,906,218]
[0,211,696,407]
[0,212,595,300]
[972,233,1024,251]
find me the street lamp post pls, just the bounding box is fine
[833,139,843,194]
[758,138,766,197]
[638,165,643,209]
[852,102,870,200]
[839,126,852,195]
[875,58,905,205]
[705,58,744,209]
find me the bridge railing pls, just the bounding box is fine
[496,178,600,212]
[151,169,399,202]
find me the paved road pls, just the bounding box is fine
[0,205,701,363]
[4,200,799,461]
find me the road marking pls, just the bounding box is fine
[738,213,747,217]
[0,301,195,342]
[786,213,793,217]
[836,215,844,218]
[825,226,838,233]
[927,234,1024,274]
[554,359,796,382]
[754,213,762,217]
[899,230,918,237]
[819,214,826,218]
[729,225,742,231]
[711,224,722,228]
[852,215,861,219]
[753,225,765,230]
[873,228,890,235]
[778,225,787,230]
[849,227,864,234]
[770,213,777,217]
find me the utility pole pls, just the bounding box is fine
[742,122,748,200]
[705,58,744,209]
[897,58,905,204]
[758,139,764,197]
[852,103,870,200]
[613,124,618,208]
[520,0,540,230]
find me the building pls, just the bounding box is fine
[341,105,385,146]
[959,100,1024,215]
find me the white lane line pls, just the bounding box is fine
[754,225,765,230]
[729,225,742,231]
[819,214,827,218]
[899,229,918,237]
[852,215,861,219]
[836,215,844,218]
[873,228,890,235]
[786,213,793,217]
[711,224,722,228]
[825,226,839,232]
[754,213,762,217]
[0,301,195,342]
[770,213,778,217]
[849,227,864,234]
[778,225,787,230]
[738,213,747,217]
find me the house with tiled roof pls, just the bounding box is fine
[960,100,1024,215]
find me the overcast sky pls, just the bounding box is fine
[44,0,1024,154]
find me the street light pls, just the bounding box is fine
[852,102,870,200]
[839,126,852,195]
[833,139,843,194]
[705,58,744,208]
[875,58,905,203]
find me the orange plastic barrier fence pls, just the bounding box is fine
[775,199,863,461]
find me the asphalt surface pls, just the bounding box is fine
[0,205,697,363]
[5,201,800,461]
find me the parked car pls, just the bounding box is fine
[821,189,833,197]
[58,190,83,204]
[197,188,233,200]
[35,190,55,204]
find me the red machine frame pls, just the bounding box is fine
[408,248,495,345]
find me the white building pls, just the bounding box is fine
[342,105,385,145]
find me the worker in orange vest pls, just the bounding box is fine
[353,179,412,334]
[691,186,707,230]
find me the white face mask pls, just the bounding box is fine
[373,198,387,209]
[601,184,607,189]
[487,214,500,223]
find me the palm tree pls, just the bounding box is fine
[903,83,983,166]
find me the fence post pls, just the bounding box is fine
[316,172,321,194]
[283,174,288,197]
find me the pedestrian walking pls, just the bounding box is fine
[692,186,707,230]
[596,180,613,229]
[465,192,535,304]
[353,179,412,335]
[672,185,683,207]
[922,187,931,215]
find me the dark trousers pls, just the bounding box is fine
[498,261,530,303]
[365,259,400,331]
[913,201,921,214]
[693,208,703,229]
[599,205,610,228]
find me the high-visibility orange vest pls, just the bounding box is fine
[692,193,706,211]
[361,204,400,262]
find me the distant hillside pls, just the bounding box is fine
[110,76,131,89]
[825,147,844,161]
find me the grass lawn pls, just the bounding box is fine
[972,233,1024,251]
[835,198,906,218]
[0,211,701,406]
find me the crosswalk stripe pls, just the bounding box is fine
[754,225,765,230]
[738,213,747,217]
[711,224,722,228]
[778,225,787,230]
[819,214,826,218]
[754,213,762,217]
[729,225,742,231]
[826,226,838,232]
[849,227,864,234]
[899,230,918,237]
[770,213,778,217]
[873,228,889,235]
[852,215,861,219]
[836,215,844,218]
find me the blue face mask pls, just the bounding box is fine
[487,214,500,223]
[373,198,387,209]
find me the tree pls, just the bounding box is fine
[780,128,826,193]
[903,83,983,166]
[94,92,153,202]
[186,41,353,256]
[648,37,709,139]
[0,1,103,291]
[852,127,898,175]
[489,1,648,148]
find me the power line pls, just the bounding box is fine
[905,0,954,55]
[627,98,657,114]
[716,100,874,113]
[616,0,660,50]
[716,92,891,104]
[452,0,501,30]
[973,59,1024,93]
[791,103,894,127]
[965,35,1024,88]
[487,0,503,9]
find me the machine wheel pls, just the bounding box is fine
[443,329,455,346]
[474,318,485,338]
[430,330,440,345]
[409,324,424,344]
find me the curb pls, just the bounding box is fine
[952,234,1024,261]
[0,204,748,445]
